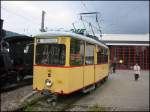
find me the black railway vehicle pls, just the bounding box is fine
[0,19,34,86]
[5,36,34,77]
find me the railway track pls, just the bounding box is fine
[1,75,106,111]
[1,76,32,93]
[16,89,95,111]
[14,78,106,111]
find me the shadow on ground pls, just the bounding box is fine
[1,77,33,93]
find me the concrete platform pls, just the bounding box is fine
[68,70,149,111]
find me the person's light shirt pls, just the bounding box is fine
[134,65,141,75]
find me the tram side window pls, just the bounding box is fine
[70,38,84,66]
[97,46,102,64]
[97,47,108,64]
[85,43,94,65]
[36,44,66,65]
[103,48,108,63]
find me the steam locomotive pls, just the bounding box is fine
[0,19,33,87]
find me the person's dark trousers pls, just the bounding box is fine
[113,67,115,73]
[134,74,139,81]
[113,63,116,73]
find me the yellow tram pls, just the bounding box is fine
[33,31,109,95]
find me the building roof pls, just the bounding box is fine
[97,33,149,46]
[34,31,108,48]
[100,33,149,41]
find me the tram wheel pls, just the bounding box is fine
[51,101,57,106]
[105,76,108,81]
[101,79,105,84]
[95,81,101,88]
[47,98,57,106]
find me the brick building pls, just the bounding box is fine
[101,34,149,70]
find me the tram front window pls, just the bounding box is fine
[36,44,66,66]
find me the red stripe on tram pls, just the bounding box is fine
[34,64,82,68]
[34,63,107,68]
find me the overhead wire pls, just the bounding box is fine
[76,1,89,34]
[79,1,102,36]
[81,1,89,12]
[1,6,42,35]
[80,1,103,38]
[1,6,41,26]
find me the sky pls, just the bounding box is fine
[1,1,149,36]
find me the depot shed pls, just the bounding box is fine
[100,33,149,70]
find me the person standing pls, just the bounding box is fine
[133,63,141,81]
[109,60,113,74]
[112,57,117,73]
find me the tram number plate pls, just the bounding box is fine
[37,39,57,43]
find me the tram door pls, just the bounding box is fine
[84,43,95,87]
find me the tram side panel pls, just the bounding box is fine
[103,64,109,77]
[84,43,95,87]
[83,65,95,87]
[101,64,109,78]
[95,46,109,82]
[65,37,84,94]
[68,67,84,94]
[95,64,105,82]
[95,45,104,83]
[102,48,109,77]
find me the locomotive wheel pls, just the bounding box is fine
[16,71,24,82]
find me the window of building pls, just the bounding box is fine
[85,43,94,65]
[70,38,84,66]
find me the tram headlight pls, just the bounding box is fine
[45,79,52,87]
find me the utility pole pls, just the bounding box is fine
[40,10,46,32]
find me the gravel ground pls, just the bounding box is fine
[1,85,32,111]
[67,70,149,111]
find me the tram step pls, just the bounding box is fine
[82,85,95,93]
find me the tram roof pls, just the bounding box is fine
[34,31,108,48]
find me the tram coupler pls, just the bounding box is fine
[42,89,58,106]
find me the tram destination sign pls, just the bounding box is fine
[37,38,58,43]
